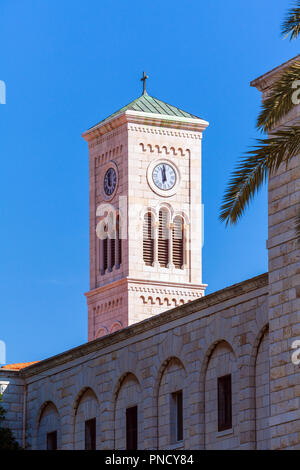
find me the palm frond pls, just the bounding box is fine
[282,1,300,40]
[220,126,300,225]
[256,61,300,133]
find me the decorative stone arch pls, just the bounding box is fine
[199,338,237,401]
[73,386,99,416]
[72,386,99,449]
[140,205,157,221]
[35,400,61,450]
[154,356,187,402]
[110,321,123,334]
[36,400,60,427]
[96,326,109,338]
[157,202,173,221]
[113,371,141,402]
[147,143,154,153]
[249,323,269,450]
[71,368,99,412]
[172,210,190,226]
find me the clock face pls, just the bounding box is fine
[152,163,176,191]
[104,168,117,196]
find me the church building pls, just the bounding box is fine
[1,57,300,450]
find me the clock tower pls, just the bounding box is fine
[82,82,209,341]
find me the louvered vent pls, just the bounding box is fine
[172,217,184,269]
[143,212,154,266]
[158,210,169,268]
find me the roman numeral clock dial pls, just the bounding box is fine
[104,167,117,196]
[152,163,176,191]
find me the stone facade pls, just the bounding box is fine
[0,274,269,449]
[1,57,300,450]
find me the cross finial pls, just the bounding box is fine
[140,71,149,95]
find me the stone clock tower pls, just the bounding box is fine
[82,82,209,341]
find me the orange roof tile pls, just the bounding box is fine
[0,361,39,371]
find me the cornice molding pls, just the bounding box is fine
[82,110,209,143]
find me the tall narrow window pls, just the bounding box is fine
[218,374,232,432]
[143,212,154,266]
[47,431,57,450]
[126,406,138,450]
[111,238,115,269]
[171,390,183,443]
[116,215,122,266]
[172,217,184,269]
[158,209,169,267]
[85,418,96,450]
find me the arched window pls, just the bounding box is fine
[172,216,184,269]
[143,212,154,266]
[158,209,169,267]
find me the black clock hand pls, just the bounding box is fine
[162,165,167,183]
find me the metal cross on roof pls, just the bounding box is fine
[140,71,149,95]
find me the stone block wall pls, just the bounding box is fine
[0,274,269,450]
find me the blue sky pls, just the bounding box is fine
[0,0,299,364]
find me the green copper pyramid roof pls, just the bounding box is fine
[89,93,201,129]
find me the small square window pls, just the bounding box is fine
[218,374,232,432]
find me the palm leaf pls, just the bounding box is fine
[220,126,300,225]
[282,1,300,40]
[256,61,300,133]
